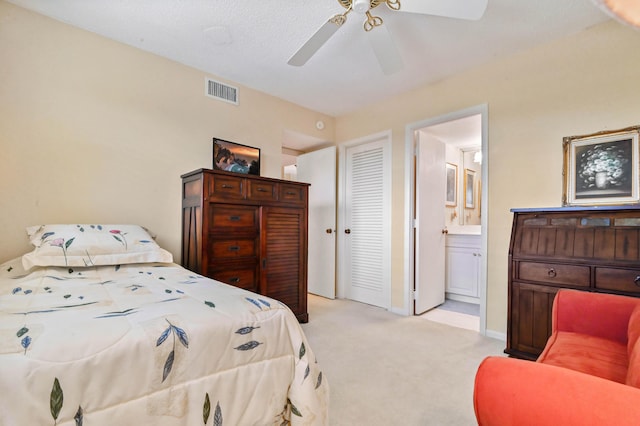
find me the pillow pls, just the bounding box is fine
[22,224,173,269]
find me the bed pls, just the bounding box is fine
[0,224,328,425]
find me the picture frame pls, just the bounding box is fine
[445,163,458,207]
[464,168,476,209]
[562,126,640,206]
[212,138,260,175]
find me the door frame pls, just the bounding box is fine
[337,130,392,309]
[403,104,489,335]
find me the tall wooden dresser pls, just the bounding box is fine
[181,169,310,322]
[507,206,640,360]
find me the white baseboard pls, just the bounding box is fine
[484,329,506,342]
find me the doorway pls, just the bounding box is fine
[404,104,488,334]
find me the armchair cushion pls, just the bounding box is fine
[537,331,628,383]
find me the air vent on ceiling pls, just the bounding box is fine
[205,77,238,105]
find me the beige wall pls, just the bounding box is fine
[0,1,334,262]
[335,20,640,335]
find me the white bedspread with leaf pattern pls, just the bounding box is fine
[0,257,328,425]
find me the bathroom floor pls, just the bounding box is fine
[420,299,479,331]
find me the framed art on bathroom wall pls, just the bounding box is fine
[445,163,457,207]
[464,168,476,209]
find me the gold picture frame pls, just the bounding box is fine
[562,126,640,206]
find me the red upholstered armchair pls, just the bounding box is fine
[474,290,640,425]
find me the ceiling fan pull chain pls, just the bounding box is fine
[364,11,383,31]
[386,0,401,11]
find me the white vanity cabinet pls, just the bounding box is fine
[445,233,481,302]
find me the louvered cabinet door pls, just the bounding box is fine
[261,206,308,322]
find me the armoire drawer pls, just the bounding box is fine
[247,180,277,201]
[209,267,257,292]
[208,175,246,200]
[210,239,257,258]
[595,267,640,295]
[518,262,590,287]
[280,183,307,205]
[210,205,259,229]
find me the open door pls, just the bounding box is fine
[296,146,337,299]
[414,132,446,314]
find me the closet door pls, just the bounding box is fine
[261,206,308,322]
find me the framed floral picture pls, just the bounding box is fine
[445,163,457,207]
[562,126,640,206]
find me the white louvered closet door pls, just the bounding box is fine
[343,137,391,309]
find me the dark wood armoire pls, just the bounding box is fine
[181,169,310,322]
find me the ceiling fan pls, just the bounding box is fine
[288,0,488,75]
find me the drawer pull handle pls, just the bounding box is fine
[221,184,233,189]
[257,187,268,192]
[635,276,640,287]
[228,246,240,252]
[286,191,296,195]
[229,277,240,283]
[547,268,557,278]
[229,216,241,221]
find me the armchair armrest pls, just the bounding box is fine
[553,289,640,344]
[474,356,640,426]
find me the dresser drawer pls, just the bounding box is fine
[210,239,257,258]
[209,267,257,292]
[518,262,590,287]
[208,175,246,200]
[280,183,307,205]
[247,180,277,201]
[595,267,640,295]
[210,205,258,229]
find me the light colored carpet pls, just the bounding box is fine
[302,295,505,426]
[420,308,479,332]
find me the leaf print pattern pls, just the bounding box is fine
[288,398,302,417]
[203,394,223,426]
[245,297,262,309]
[315,371,323,389]
[74,406,83,426]
[234,340,262,351]
[259,299,271,307]
[203,393,210,424]
[50,378,63,424]
[214,402,223,426]
[49,237,75,266]
[109,229,128,249]
[235,326,260,335]
[299,342,306,360]
[156,319,189,382]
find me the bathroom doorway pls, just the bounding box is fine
[405,105,488,334]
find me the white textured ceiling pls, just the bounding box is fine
[8,0,610,117]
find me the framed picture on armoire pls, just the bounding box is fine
[212,138,260,175]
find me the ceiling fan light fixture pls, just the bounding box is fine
[593,0,640,28]
[352,0,371,14]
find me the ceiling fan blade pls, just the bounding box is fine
[399,0,488,21]
[288,16,345,66]
[368,25,403,75]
